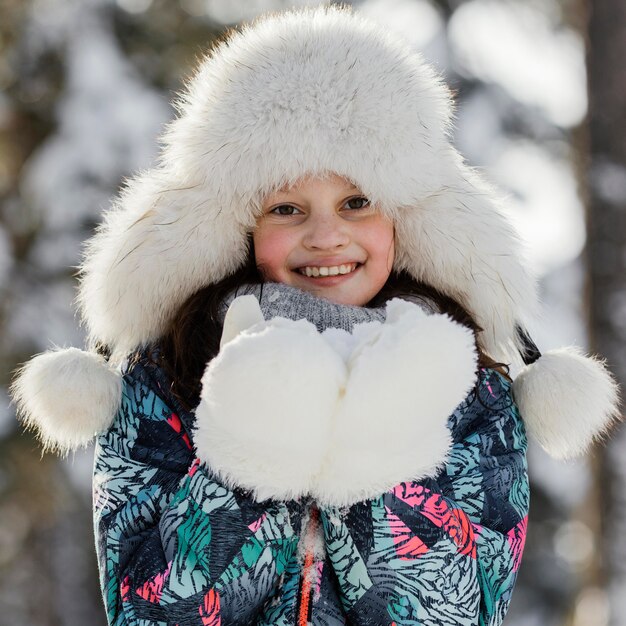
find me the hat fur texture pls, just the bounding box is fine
[77,5,536,366]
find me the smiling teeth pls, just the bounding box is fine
[299,263,358,277]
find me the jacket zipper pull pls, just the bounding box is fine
[297,505,320,625]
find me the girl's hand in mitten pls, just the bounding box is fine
[193,295,347,502]
[312,298,478,508]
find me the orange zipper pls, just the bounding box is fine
[297,506,320,626]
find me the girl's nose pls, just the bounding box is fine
[302,213,350,250]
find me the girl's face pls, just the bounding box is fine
[253,173,395,306]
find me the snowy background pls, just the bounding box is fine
[1,0,624,624]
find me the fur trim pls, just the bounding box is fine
[194,316,347,502]
[312,299,478,507]
[77,5,536,364]
[513,347,621,459]
[10,347,122,454]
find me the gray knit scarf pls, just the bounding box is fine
[217,282,439,333]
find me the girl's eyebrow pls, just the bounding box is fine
[273,184,361,196]
[341,183,361,191]
[263,182,364,205]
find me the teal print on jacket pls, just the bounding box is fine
[93,351,529,625]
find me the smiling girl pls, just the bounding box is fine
[254,173,395,306]
[11,5,620,626]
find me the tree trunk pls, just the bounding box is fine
[585,0,626,624]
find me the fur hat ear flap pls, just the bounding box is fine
[393,153,538,367]
[513,331,621,459]
[10,347,122,455]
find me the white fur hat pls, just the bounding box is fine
[78,5,535,364]
[11,5,621,458]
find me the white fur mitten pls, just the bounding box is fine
[312,298,478,507]
[193,295,347,501]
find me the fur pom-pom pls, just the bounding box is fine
[10,347,122,454]
[513,347,621,459]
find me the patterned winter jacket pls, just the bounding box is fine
[93,345,529,626]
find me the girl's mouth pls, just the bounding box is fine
[296,262,360,278]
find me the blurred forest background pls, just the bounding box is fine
[1,0,624,624]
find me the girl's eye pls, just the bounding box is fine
[344,196,370,210]
[270,205,301,216]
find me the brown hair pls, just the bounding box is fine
[138,239,510,411]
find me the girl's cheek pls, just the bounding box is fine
[253,228,292,278]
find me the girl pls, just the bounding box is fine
[11,5,620,625]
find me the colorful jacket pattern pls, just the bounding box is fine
[93,348,529,626]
